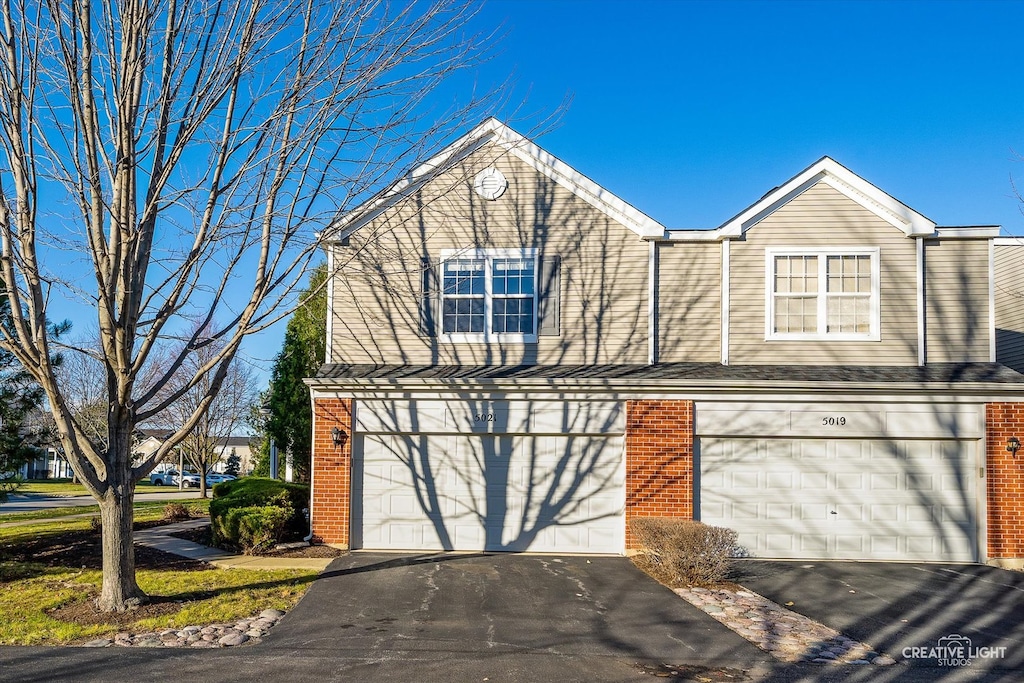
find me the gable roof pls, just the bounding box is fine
[719,156,936,238]
[328,118,667,240]
[667,156,952,242]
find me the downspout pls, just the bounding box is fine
[917,237,925,366]
[303,387,316,543]
[989,238,996,362]
[721,239,730,366]
[648,240,657,364]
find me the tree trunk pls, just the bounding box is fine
[96,483,148,612]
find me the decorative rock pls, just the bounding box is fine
[218,632,249,647]
[78,609,288,649]
[674,586,889,666]
[81,639,112,648]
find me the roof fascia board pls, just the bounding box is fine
[305,376,1023,394]
[934,226,1001,238]
[992,236,1024,246]
[329,118,666,242]
[719,157,936,238]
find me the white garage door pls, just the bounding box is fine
[352,399,625,554]
[699,437,979,561]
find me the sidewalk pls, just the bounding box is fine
[134,518,334,571]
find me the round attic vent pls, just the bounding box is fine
[473,167,508,200]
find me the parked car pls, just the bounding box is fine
[150,469,201,487]
[205,473,237,486]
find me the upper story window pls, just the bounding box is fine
[765,248,880,341]
[440,248,537,342]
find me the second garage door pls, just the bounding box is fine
[352,399,626,554]
[699,437,979,561]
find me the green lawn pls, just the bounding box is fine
[0,508,316,645]
[16,479,177,496]
[0,497,210,525]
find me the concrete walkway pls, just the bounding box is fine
[134,518,334,571]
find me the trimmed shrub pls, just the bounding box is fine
[162,502,191,521]
[209,477,310,551]
[629,517,738,587]
[217,505,293,554]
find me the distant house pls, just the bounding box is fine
[304,119,1024,566]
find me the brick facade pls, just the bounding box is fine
[310,398,353,546]
[985,403,1024,561]
[624,399,695,549]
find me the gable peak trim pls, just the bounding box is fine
[328,117,666,241]
[718,156,936,238]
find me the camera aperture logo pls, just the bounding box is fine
[902,634,1006,667]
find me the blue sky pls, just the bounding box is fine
[472,0,1024,232]
[36,0,1024,393]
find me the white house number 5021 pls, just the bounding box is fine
[474,414,496,422]
[822,416,847,426]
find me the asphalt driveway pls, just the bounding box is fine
[734,560,1024,673]
[266,552,768,669]
[0,553,772,683]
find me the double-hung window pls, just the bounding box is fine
[440,248,538,342]
[766,248,880,340]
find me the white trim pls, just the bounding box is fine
[438,247,539,343]
[648,241,657,364]
[309,385,1024,404]
[721,240,730,365]
[935,226,1001,238]
[329,118,667,241]
[326,246,335,364]
[666,230,722,242]
[994,236,1024,246]
[719,157,936,238]
[917,237,925,366]
[989,239,997,362]
[765,247,881,341]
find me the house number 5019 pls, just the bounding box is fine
[821,416,847,426]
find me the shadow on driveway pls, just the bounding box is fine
[734,560,1024,676]
[266,552,768,666]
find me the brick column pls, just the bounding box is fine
[311,398,353,547]
[624,399,695,549]
[986,403,1024,564]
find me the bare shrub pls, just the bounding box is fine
[162,503,191,521]
[629,517,738,587]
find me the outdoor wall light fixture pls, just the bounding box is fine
[331,427,346,448]
[1007,436,1021,458]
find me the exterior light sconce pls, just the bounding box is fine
[331,427,346,448]
[1007,436,1021,458]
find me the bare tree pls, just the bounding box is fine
[154,326,259,498]
[0,0,496,611]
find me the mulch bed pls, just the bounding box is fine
[2,519,215,628]
[1,520,210,572]
[170,526,346,558]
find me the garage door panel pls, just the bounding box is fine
[700,436,978,561]
[358,428,624,554]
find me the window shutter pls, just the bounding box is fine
[419,257,439,337]
[538,255,560,336]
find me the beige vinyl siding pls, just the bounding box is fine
[925,239,991,363]
[995,243,1024,372]
[728,182,919,365]
[657,241,720,362]
[330,145,649,365]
